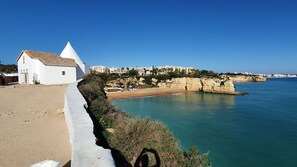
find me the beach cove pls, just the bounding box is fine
[112,78,297,167]
[107,87,187,100]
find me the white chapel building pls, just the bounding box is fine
[60,42,90,79]
[17,42,89,85]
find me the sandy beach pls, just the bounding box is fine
[0,85,71,167]
[107,87,186,99]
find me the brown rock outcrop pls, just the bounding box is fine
[157,77,236,94]
[106,77,243,95]
[225,75,266,82]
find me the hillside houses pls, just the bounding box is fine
[91,65,195,76]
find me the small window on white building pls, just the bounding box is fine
[62,71,65,75]
[23,56,25,64]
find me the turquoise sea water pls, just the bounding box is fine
[112,78,297,167]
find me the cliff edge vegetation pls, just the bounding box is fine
[78,73,211,167]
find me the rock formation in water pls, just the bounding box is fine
[222,75,266,82]
[157,77,236,94]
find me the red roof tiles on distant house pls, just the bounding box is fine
[16,50,77,67]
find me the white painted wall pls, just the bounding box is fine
[64,81,115,167]
[60,42,89,80]
[17,52,38,85]
[17,52,76,85]
[43,65,76,85]
[76,64,85,80]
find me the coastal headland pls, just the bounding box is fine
[225,75,267,82]
[107,77,247,99]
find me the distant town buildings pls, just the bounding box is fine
[90,66,109,74]
[228,72,297,78]
[233,72,253,75]
[108,66,153,76]
[262,74,297,78]
[91,65,195,76]
[155,65,195,75]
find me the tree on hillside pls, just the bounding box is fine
[200,70,218,77]
[128,69,138,77]
[151,66,158,75]
[181,69,186,76]
[0,64,18,73]
[174,68,179,74]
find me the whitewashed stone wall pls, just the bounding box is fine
[64,80,115,167]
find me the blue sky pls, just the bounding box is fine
[0,0,296,74]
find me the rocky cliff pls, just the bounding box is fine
[224,75,266,82]
[157,77,236,94]
[106,77,242,95]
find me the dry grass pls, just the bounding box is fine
[110,117,184,166]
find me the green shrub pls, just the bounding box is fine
[95,73,110,84]
[99,117,113,129]
[184,146,210,167]
[143,76,153,85]
[89,98,116,117]
[154,74,171,82]
[78,73,107,101]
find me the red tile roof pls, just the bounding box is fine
[17,50,77,67]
